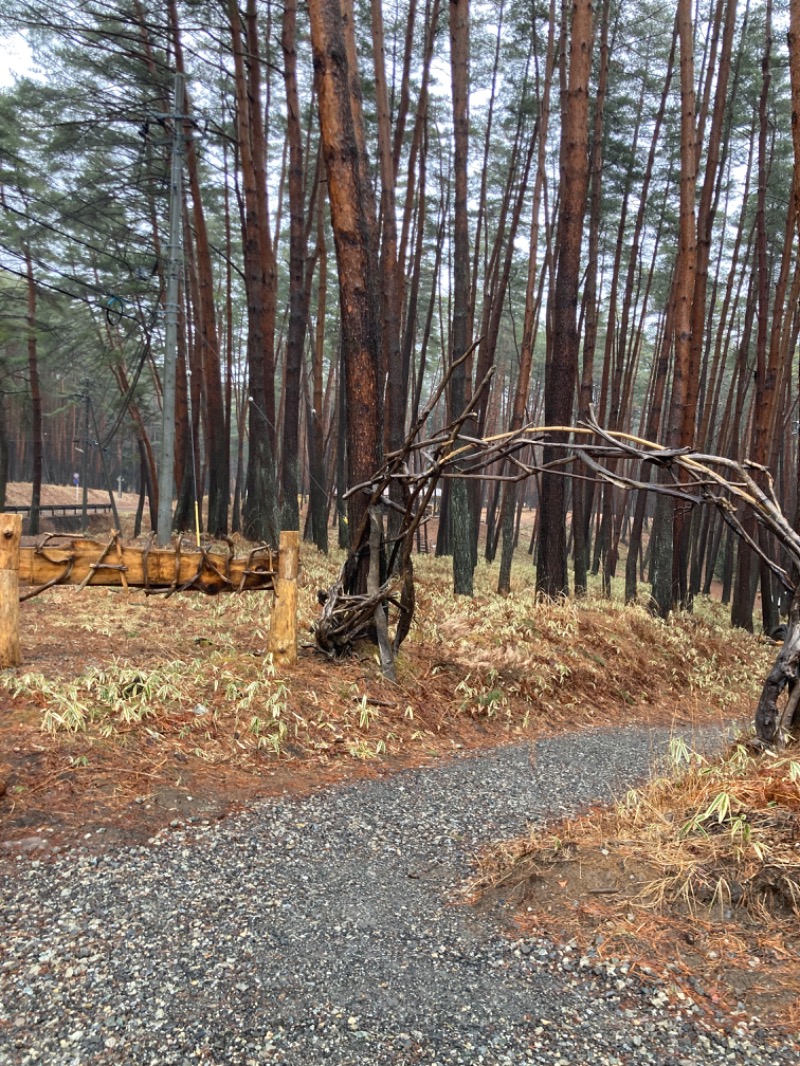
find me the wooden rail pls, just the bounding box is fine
[3,503,115,516]
[0,523,300,669]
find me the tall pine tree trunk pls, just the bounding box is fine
[537,0,593,598]
[652,0,697,617]
[228,0,279,545]
[449,0,474,596]
[24,250,42,536]
[280,0,311,533]
[309,0,382,574]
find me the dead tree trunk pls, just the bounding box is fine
[755,585,800,743]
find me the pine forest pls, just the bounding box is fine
[8,2,800,1046]
[1,0,799,636]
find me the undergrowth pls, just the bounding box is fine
[473,737,800,953]
[5,546,773,759]
[622,739,800,918]
[414,558,770,715]
[1,654,293,754]
[469,728,800,1030]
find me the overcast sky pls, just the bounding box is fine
[0,34,35,89]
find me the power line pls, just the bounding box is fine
[0,245,150,324]
[0,199,156,275]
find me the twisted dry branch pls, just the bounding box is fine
[318,405,800,741]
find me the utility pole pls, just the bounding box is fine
[157,72,185,545]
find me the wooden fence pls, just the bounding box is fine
[0,515,299,669]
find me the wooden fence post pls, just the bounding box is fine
[270,531,300,668]
[0,514,22,668]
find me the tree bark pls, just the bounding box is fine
[167,0,229,536]
[449,0,474,596]
[228,0,280,545]
[306,172,329,553]
[308,0,383,570]
[280,0,311,533]
[652,0,697,618]
[498,0,556,596]
[24,249,42,537]
[537,0,593,598]
[574,0,610,595]
[369,0,403,460]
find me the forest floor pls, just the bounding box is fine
[1,513,798,1030]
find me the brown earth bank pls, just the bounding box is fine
[471,732,800,1032]
[4,481,141,509]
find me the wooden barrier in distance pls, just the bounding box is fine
[0,529,300,670]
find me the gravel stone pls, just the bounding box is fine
[1,724,797,1065]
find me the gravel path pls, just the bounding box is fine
[1,725,797,1066]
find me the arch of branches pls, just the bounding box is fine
[315,356,800,747]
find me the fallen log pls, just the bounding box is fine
[18,532,277,597]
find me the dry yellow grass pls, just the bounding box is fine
[471,734,800,1026]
